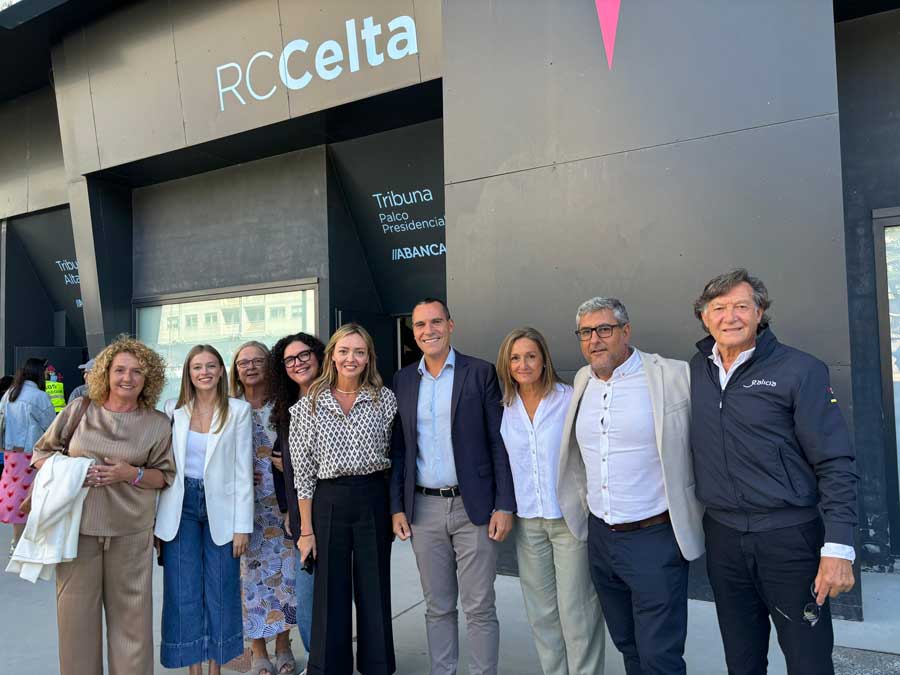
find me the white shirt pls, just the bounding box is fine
[575,349,668,524]
[185,430,207,480]
[500,383,572,519]
[709,341,855,563]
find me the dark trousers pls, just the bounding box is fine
[704,514,834,675]
[309,473,395,675]
[587,514,689,675]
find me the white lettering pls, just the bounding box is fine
[246,51,276,101]
[386,15,418,60]
[361,16,384,66]
[279,39,312,90]
[216,14,420,110]
[216,63,246,112]
[315,40,344,80]
[345,19,360,72]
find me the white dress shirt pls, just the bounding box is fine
[575,349,668,524]
[709,342,855,562]
[500,383,572,519]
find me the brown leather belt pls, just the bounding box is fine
[601,510,670,532]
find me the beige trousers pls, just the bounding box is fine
[55,529,155,675]
[516,516,606,675]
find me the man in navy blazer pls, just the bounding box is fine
[390,298,516,675]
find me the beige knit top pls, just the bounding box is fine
[31,399,175,536]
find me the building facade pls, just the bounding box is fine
[1,0,899,620]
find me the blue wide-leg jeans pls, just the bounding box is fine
[161,478,243,668]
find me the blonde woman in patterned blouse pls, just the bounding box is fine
[31,336,175,675]
[289,323,398,675]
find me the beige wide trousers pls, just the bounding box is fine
[55,529,155,675]
[516,516,606,675]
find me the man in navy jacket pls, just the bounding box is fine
[690,269,857,675]
[390,298,515,675]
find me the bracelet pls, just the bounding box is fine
[299,533,314,538]
[131,467,145,486]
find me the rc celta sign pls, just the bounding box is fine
[216,14,418,112]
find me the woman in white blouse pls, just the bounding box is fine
[155,344,254,675]
[496,327,605,675]
[289,323,397,675]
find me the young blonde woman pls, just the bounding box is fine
[230,340,300,675]
[155,344,254,675]
[496,327,605,675]
[289,323,397,675]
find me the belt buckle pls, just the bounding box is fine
[439,486,454,498]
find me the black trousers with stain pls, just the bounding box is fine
[704,514,835,675]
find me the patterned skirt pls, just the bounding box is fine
[241,470,298,639]
[0,452,35,525]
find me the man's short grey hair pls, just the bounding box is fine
[693,268,771,332]
[575,297,630,327]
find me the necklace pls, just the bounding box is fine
[334,387,359,395]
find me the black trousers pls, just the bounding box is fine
[587,514,689,675]
[308,473,395,675]
[704,514,834,675]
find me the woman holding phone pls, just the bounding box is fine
[289,323,397,675]
[155,344,254,675]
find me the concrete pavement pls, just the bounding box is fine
[1,525,898,674]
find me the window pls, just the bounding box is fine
[136,287,316,406]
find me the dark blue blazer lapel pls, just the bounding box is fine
[404,365,420,450]
[450,353,470,428]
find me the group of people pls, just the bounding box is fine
[0,267,857,675]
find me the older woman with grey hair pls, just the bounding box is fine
[496,327,605,675]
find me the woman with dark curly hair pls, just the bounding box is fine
[269,331,326,673]
[31,336,175,675]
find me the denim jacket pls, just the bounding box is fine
[2,381,56,453]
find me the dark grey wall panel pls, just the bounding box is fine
[447,115,849,382]
[133,147,329,298]
[444,0,839,184]
[837,9,900,559]
[4,229,55,370]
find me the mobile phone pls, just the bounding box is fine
[301,552,316,575]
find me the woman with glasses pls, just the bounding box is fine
[230,341,300,675]
[1,357,55,555]
[155,345,254,675]
[269,332,327,674]
[290,323,397,675]
[496,327,605,675]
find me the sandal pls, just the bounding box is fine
[251,655,276,675]
[275,649,297,674]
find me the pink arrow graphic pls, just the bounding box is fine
[595,0,621,70]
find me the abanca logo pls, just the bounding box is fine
[743,380,777,389]
[595,0,621,70]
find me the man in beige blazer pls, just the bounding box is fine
[558,297,704,675]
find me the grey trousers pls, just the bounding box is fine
[410,493,500,675]
[516,517,606,675]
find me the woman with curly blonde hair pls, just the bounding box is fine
[31,335,176,675]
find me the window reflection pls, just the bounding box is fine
[136,289,316,407]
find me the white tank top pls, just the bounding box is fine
[184,430,208,480]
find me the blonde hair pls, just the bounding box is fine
[496,327,562,407]
[87,335,167,409]
[308,323,382,413]
[175,344,230,433]
[229,340,271,400]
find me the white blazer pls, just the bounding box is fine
[155,397,254,546]
[557,349,705,561]
[6,453,94,582]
